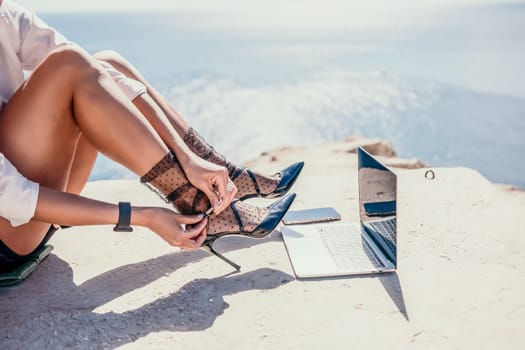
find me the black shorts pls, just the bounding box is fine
[0,225,57,273]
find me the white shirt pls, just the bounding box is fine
[0,154,38,227]
[0,0,147,227]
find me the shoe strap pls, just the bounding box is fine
[245,169,261,195]
[229,200,245,232]
[230,166,246,181]
[166,182,193,203]
[192,190,209,213]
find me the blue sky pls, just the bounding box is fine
[15,0,525,97]
[15,0,514,37]
[17,0,525,96]
[16,0,505,13]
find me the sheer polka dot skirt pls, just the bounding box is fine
[183,127,280,198]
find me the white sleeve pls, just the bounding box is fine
[0,153,40,227]
[97,60,147,101]
[17,5,146,100]
[17,6,69,70]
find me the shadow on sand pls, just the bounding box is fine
[0,235,293,349]
[378,272,409,321]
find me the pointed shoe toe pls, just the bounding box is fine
[251,193,296,238]
[265,162,304,199]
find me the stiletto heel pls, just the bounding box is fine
[202,237,241,271]
[202,193,296,271]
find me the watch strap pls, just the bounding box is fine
[113,202,133,232]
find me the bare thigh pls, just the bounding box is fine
[0,55,82,255]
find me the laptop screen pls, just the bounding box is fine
[358,147,397,266]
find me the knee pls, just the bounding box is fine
[92,50,141,81]
[44,46,104,78]
[93,50,128,70]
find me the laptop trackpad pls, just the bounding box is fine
[282,226,338,278]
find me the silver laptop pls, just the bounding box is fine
[281,147,397,278]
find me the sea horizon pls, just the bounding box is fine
[35,3,525,188]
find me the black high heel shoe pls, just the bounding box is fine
[183,127,304,201]
[232,162,304,201]
[202,193,296,271]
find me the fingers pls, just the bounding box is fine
[176,213,205,225]
[183,217,207,238]
[180,217,208,249]
[202,186,221,214]
[208,172,237,214]
[190,225,207,247]
[219,177,237,213]
[186,159,237,215]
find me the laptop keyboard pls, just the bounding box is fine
[319,226,384,270]
[366,218,396,252]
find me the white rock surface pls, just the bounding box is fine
[1,139,524,349]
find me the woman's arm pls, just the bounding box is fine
[34,186,208,249]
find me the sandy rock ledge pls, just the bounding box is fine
[1,137,524,350]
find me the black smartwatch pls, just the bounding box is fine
[113,202,133,232]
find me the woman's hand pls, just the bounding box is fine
[137,207,208,249]
[180,154,237,215]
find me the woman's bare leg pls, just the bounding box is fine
[66,135,98,195]
[0,47,169,254]
[93,50,190,136]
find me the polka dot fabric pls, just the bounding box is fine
[232,170,280,198]
[183,127,280,198]
[140,153,211,213]
[141,152,271,235]
[183,127,236,175]
[207,200,269,235]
